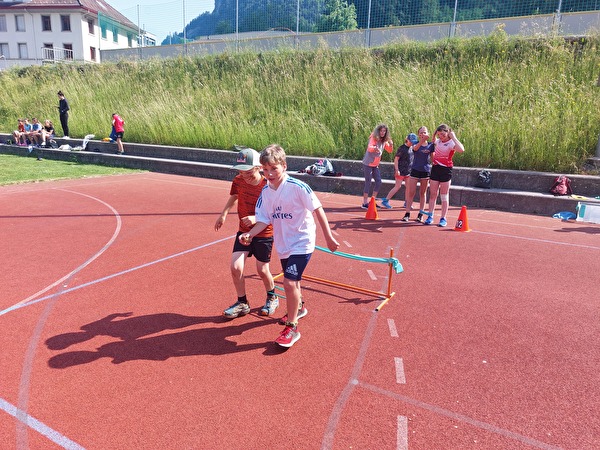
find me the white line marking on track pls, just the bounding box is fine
[0,398,85,449]
[7,189,122,310]
[366,269,377,280]
[473,230,600,250]
[397,415,408,450]
[395,357,406,384]
[0,236,234,317]
[388,319,399,338]
[360,382,563,450]
[343,240,352,248]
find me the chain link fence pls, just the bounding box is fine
[102,0,600,61]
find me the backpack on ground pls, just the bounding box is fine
[300,158,337,176]
[549,175,572,196]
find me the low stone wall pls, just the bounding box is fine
[1,134,599,217]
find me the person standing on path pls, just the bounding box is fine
[57,91,70,138]
[112,113,125,154]
[361,124,394,208]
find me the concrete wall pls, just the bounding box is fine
[1,134,598,217]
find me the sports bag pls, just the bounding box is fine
[549,175,572,196]
[475,169,492,189]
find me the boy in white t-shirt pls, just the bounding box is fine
[239,144,339,348]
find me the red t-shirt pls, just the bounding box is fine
[230,175,273,238]
[112,115,125,133]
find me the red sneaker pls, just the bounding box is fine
[275,325,301,348]
[278,303,308,325]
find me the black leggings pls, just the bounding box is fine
[60,113,69,137]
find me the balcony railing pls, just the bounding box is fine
[41,46,74,63]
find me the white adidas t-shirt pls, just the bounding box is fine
[255,174,322,258]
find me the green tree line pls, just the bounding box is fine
[164,0,598,44]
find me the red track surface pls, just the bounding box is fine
[0,172,598,450]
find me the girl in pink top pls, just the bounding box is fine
[424,124,465,227]
[361,123,393,208]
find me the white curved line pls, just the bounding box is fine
[10,188,121,308]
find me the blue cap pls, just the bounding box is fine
[407,133,419,145]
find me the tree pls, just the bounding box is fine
[315,0,358,32]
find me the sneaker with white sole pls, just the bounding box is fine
[260,295,279,316]
[438,217,448,227]
[381,198,392,209]
[401,213,410,222]
[275,325,301,347]
[424,215,434,225]
[278,303,308,325]
[223,301,250,318]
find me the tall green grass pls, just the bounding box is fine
[1,30,598,173]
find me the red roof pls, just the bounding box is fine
[0,0,137,30]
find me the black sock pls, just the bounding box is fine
[238,295,248,304]
[267,289,275,298]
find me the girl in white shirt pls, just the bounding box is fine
[424,124,465,227]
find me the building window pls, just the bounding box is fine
[61,15,71,32]
[42,15,51,32]
[0,15,7,32]
[112,26,118,43]
[18,43,28,59]
[63,43,73,60]
[0,43,9,59]
[88,19,94,35]
[15,15,25,32]
[101,24,107,39]
[90,46,96,61]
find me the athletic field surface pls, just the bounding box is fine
[1,172,598,449]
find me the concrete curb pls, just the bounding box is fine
[1,135,599,217]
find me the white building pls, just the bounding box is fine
[0,0,154,69]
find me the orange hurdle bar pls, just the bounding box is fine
[273,248,397,311]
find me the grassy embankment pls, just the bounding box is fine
[1,29,599,174]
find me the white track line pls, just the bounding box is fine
[397,415,408,450]
[360,382,562,450]
[0,235,234,318]
[387,319,399,338]
[0,398,85,450]
[8,189,122,310]
[395,357,406,384]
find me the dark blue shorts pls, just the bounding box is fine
[280,253,312,281]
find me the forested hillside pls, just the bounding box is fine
[163,0,597,45]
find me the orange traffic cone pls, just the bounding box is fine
[454,205,471,232]
[365,197,378,220]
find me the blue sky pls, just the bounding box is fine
[106,0,214,43]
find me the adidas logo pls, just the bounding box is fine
[285,264,298,277]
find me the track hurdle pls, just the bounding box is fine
[274,246,403,311]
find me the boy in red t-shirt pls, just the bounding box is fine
[112,113,125,154]
[215,148,278,318]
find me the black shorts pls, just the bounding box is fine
[115,132,124,139]
[409,169,430,179]
[233,232,273,263]
[430,165,452,183]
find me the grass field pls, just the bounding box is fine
[1,31,599,173]
[0,154,142,186]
